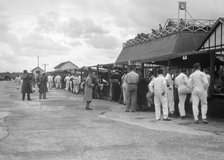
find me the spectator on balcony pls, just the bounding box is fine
[179,18,186,29]
[159,24,163,32]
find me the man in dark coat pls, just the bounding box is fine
[21,70,32,101]
[137,71,149,111]
[110,70,121,102]
[37,73,48,99]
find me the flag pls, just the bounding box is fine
[178,1,186,10]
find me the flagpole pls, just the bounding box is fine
[185,2,187,22]
[37,56,39,68]
[178,2,180,30]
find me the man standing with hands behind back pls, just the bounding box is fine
[188,63,209,124]
[149,69,171,121]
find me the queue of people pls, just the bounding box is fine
[16,63,210,124]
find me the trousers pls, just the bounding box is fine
[166,87,174,114]
[65,81,70,91]
[39,92,46,99]
[126,84,137,112]
[22,93,30,100]
[154,93,168,120]
[178,94,187,116]
[192,90,208,120]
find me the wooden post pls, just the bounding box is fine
[141,63,145,77]
[168,59,171,67]
[80,68,83,82]
[97,64,99,75]
[210,51,215,96]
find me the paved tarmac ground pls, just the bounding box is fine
[0,81,224,160]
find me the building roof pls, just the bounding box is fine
[31,67,44,72]
[54,61,78,70]
[115,31,208,64]
[198,17,224,51]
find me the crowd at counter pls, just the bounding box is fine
[14,62,224,124]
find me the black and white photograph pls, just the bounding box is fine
[0,0,224,159]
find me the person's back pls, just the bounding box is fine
[175,73,188,87]
[189,70,208,92]
[188,63,209,124]
[126,71,139,84]
[151,74,166,96]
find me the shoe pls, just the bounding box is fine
[202,119,208,124]
[194,120,199,124]
[43,98,47,99]
[125,110,129,112]
[86,107,93,110]
[181,116,185,119]
[156,118,160,121]
[163,118,171,121]
[169,114,177,118]
[131,110,135,112]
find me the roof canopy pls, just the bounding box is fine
[116,31,207,64]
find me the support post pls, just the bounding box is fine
[141,63,144,78]
[210,51,215,96]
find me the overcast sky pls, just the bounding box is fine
[0,0,224,72]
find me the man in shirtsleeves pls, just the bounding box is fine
[125,66,139,112]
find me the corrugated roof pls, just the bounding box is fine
[115,32,208,64]
[31,67,44,72]
[54,61,78,69]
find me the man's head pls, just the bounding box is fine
[193,63,201,70]
[128,65,135,71]
[181,68,186,73]
[157,68,163,75]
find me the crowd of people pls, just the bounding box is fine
[14,70,107,108]
[109,63,210,124]
[14,62,212,124]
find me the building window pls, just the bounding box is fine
[216,24,222,47]
[210,32,215,48]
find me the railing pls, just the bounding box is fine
[123,18,216,48]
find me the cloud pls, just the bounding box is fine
[64,18,108,38]
[36,12,60,33]
[36,12,108,38]
[85,34,119,49]
[21,33,68,51]
[1,0,224,72]
[0,42,15,58]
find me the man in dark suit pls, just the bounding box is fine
[37,73,48,99]
[21,70,32,101]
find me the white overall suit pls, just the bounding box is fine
[188,70,209,121]
[149,74,168,120]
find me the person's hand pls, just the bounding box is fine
[161,91,165,96]
[151,92,154,97]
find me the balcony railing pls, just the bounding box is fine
[123,18,216,48]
